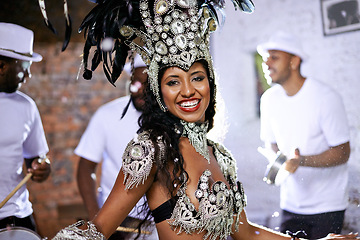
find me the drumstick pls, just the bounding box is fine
[0,172,33,209]
[116,226,151,235]
[0,157,48,209]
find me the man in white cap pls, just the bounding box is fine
[258,31,350,239]
[0,23,51,231]
[75,53,157,239]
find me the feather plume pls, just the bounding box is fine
[62,0,72,51]
[62,16,72,51]
[231,0,255,13]
[82,39,93,80]
[79,0,143,83]
[112,40,128,81]
[38,0,57,34]
[91,50,102,71]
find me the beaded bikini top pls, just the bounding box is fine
[122,131,247,240]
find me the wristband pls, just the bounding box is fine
[286,230,307,240]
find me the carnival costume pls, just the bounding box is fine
[52,0,253,239]
[53,121,247,240]
[125,121,247,240]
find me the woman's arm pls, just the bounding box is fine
[53,132,160,240]
[92,165,156,239]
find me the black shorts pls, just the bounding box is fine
[0,215,36,231]
[280,209,345,240]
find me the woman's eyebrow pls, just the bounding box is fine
[163,74,179,81]
[191,70,205,76]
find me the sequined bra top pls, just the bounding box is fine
[122,131,247,240]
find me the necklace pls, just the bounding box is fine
[180,120,210,164]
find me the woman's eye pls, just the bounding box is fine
[192,76,205,82]
[166,80,178,86]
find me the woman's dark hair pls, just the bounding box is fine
[133,60,216,238]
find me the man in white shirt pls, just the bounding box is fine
[0,22,51,232]
[75,54,156,239]
[258,31,350,239]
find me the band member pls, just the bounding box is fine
[0,22,51,232]
[258,31,350,239]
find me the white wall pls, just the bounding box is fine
[212,0,360,232]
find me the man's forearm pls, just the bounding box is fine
[300,142,350,168]
[77,158,100,219]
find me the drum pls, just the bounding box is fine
[0,227,42,240]
[263,152,289,185]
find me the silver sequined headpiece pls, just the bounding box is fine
[120,0,215,111]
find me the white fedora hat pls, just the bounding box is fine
[257,31,308,61]
[0,22,42,62]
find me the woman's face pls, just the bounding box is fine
[160,62,210,123]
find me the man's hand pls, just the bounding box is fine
[284,148,303,173]
[28,157,51,182]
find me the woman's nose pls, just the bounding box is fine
[181,81,195,97]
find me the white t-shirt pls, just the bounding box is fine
[0,91,49,219]
[260,78,350,214]
[74,96,146,218]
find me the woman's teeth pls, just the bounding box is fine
[180,100,199,108]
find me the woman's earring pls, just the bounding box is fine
[160,103,168,112]
[174,125,181,135]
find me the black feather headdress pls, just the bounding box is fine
[79,0,143,85]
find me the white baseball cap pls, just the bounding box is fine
[123,53,147,75]
[257,31,308,61]
[0,22,42,62]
